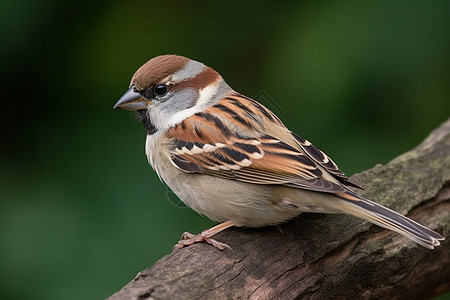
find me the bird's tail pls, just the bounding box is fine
[337,193,444,249]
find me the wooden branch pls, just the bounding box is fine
[109,118,450,300]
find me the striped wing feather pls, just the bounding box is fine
[167,94,352,194]
[290,132,364,190]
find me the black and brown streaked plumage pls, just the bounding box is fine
[114,54,444,250]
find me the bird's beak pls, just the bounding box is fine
[113,85,151,111]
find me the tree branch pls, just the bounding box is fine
[109,118,450,300]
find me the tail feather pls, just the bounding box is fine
[339,195,444,249]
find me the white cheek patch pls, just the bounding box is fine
[165,81,220,129]
[195,83,220,109]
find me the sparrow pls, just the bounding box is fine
[114,54,444,250]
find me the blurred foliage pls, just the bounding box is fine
[0,0,449,299]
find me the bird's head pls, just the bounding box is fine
[114,55,232,134]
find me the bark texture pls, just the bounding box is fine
[109,118,450,300]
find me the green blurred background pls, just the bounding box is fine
[1,1,449,299]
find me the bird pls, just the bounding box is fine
[114,54,444,250]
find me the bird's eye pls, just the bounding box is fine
[154,84,169,97]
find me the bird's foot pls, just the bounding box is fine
[174,231,231,250]
[172,220,235,251]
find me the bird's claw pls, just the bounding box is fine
[172,231,231,251]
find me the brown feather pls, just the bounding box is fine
[176,67,220,91]
[131,55,189,90]
[166,94,354,194]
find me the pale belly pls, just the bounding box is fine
[162,169,301,227]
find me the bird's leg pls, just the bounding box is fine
[173,220,235,250]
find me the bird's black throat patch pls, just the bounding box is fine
[135,110,157,135]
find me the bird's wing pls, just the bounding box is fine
[290,132,363,189]
[166,93,360,194]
